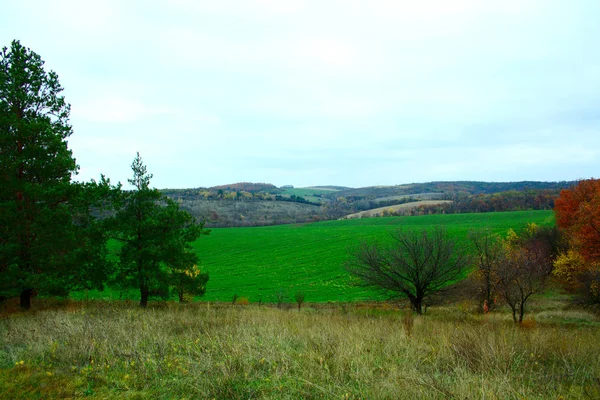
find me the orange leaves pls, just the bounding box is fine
[554,179,600,263]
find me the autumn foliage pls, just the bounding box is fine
[553,179,600,303]
[554,179,600,261]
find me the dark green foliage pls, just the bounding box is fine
[0,40,111,308]
[109,153,208,307]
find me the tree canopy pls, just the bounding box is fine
[346,227,469,314]
[0,40,105,308]
[554,179,600,304]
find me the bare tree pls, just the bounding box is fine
[469,229,504,312]
[346,227,469,314]
[495,236,553,323]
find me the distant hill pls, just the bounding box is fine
[209,182,277,193]
[161,180,575,227]
[175,199,322,228]
[327,181,575,200]
[306,185,352,191]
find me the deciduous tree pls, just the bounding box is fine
[496,226,554,322]
[554,179,600,303]
[469,229,504,312]
[346,227,469,314]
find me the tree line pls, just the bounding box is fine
[0,40,208,309]
[346,179,600,321]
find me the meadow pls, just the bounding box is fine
[3,210,599,399]
[1,298,599,399]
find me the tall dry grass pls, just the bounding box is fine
[1,300,599,399]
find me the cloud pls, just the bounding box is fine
[3,0,600,188]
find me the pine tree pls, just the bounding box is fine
[111,153,208,307]
[0,40,83,308]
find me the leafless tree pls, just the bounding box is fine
[495,237,553,323]
[469,229,504,312]
[346,227,469,314]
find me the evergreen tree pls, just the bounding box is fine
[111,153,208,307]
[0,40,108,308]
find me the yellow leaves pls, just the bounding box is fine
[505,222,538,248]
[174,264,202,278]
[554,250,586,285]
[525,222,539,237]
[505,228,519,245]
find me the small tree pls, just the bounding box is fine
[495,226,554,323]
[295,291,305,310]
[469,229,504,312]
[346,227,469,314]
[110,153,208,307]
[170,264,209,303]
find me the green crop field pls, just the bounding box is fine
[279,187,337,202]
[194,211,554,302]
[89,211,554,303]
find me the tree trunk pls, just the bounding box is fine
[140,284,149,307]
[511,306,517,323]
[20,288,33,310]
[413,298,423,315]
[518,302,525,323]
[178,288,184,303]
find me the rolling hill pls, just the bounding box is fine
[161,180,572,227]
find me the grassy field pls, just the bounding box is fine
[1,298,599,399]
[191,211,554,303]
[90,211,555,304]
[279,187,338,203]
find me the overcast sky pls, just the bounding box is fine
[2,1,599,189]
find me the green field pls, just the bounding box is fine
[91,211,554,303]
[279,187,337,203]
[195,211,554,302]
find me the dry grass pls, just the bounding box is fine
[1,300,599,399]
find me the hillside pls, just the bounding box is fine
[175,199,322,227]
[161,181,573,227]
[341,200,454,219]
[326,180,575,199]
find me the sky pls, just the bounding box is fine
[2,0,599,189]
